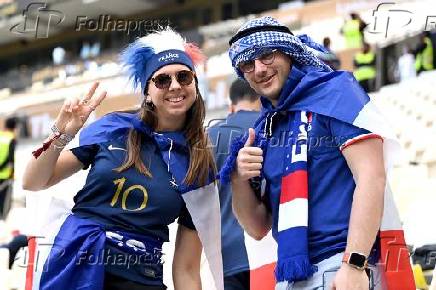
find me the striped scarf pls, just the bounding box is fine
[274,110,317,281]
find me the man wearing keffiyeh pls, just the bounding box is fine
[221,16,415,290]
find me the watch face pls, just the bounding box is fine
[349,253,366,268]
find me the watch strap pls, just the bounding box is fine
[342,252,368,270]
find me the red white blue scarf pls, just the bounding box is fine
[274,110,317,281]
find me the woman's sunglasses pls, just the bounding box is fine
[151,70,195,90]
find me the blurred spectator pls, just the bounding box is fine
[80,42,91,59]
[89,42,101,58]
[398,46,416,81]
[317,37,341,70]
[353,42,376,92]
[52,46,66,65]
[429,30,436,69]
[207,79,260,290]
[0,117,17,219]
[341,12,367,49]
[414,32,434,75]
[0,234,28,268]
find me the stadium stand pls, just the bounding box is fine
[373,71,436,170]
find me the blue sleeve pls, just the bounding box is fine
[177,203,196,230]
[330,117,372,146]
[324,115,373,148]
[70,144,99,169]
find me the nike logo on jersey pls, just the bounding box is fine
[108,145,127,151]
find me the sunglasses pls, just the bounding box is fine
[150,70,195,90]
[238,49,278,73]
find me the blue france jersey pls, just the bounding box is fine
[208,110,260,276]
[262,112,373,263]
[71,134,195,241]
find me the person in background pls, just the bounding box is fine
[341,12,367,49]
[0,234,28,268]
[414,32,434,75]
[0,117,17,220]
[208,79,260,290]
[353,42,376,92]
[316,37,341,70]
[52,46,66,66]
[80,42,91,60]
[429,29,436,69]
[398,46,416,82]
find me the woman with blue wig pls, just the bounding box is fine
[22,28,223,290]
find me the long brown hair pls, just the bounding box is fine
[115,82,216,186]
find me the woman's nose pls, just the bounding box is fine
[168,76,182,90]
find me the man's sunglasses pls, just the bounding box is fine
[150,70,195,90]
[238,49,278,73]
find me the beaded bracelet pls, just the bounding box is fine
[31,124,75,158]
[51,124,74,143]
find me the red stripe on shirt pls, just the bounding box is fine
[280,170,308,203]
[340,133,383,151]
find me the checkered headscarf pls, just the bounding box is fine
[229,16,332,77]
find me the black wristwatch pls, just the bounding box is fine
[342,252,368,270]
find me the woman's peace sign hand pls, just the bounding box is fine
[55,82,107,136]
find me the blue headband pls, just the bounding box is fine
[144,49,194,89]
[121,41,195,94]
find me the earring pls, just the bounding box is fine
[146,100,155,110]
[143,95,155,110]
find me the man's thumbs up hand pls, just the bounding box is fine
[235,128,263,181]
